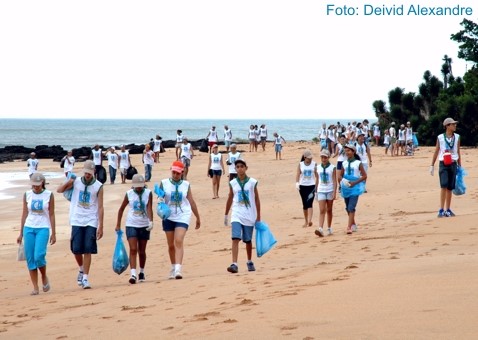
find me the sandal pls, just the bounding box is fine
[31,290,39,296]
[43,280,50,293]
[346,227,353,235]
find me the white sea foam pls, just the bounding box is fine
[0,172,63,200]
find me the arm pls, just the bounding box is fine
[186,188,201,229]
[457,137,462,167]
[431,138,440,166]
[115,194,129,231]
[97,187,104,239]
[57,178,75,193]
[332,168,337,200]
[147,191,153,222]
[17,193,28,244]
[207,156,212,176]
[254,184,261,222]
[220,155,225,174]
[366,145,372,167]
[225,185,234,216]
[49,193,56,245]
[338,168,344,183]
[295,164,301,183]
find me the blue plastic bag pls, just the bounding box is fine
[412,134,419,147]
[340,174,365,198]
[112,230,129,275]
[255,221,277,258]
[63,173,77,201]
[154,183,171,220]
[453,166,467,196]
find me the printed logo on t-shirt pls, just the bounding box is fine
[303,169,313,178]
[170,191,183,205]
[133,201,145,216]
[213,156,220,164]
[238,190,250,205]
[78,190,91,207]
[31,199,43,213]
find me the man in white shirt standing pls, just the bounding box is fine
[224,125,233,152]
[27,152,39,178]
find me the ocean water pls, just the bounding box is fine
[0,118,374,150]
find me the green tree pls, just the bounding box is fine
[450,19,478,64]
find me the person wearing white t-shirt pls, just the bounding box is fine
[259,124,268,151]
[119,145,131,184]
[175,130,183,160]
[62,151,75,177]
[295,150,317,228]
[389,123,397,157]
[373,124,381,146]
[153,135,163,163]
[224,159,261,274]
[180,138,194,180]
[207,144,225,199]
[206,126,218,153]
[106,147,119,184]
[143,144,155,182]
[226,144,241,181]
[224,125,233,152]
[27,152,39,178]
[315,150,337,237]
[272,132,286,160]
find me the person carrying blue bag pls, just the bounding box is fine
[115,174,153,284]
[338,144,367,235]
[224,159,261,274]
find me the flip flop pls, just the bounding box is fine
[43,279,50,292]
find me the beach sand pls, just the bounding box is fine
[1,143,477,339]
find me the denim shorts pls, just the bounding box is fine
[275,144,282,153]
[162,219,189,232]
[211,170,222,176]
[71,226,98,254]
[231,222,253,243]
[344,196,359,213]
[126,226,150,240]
[181,157,191,168]
[439,161,457,190]
[317,191,334,201]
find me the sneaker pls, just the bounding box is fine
[351,224,358,232]
[247,261,256,272]
[315,227,325,237]
[138,272,145,282]
[437,209,446,218]
[168,269,175,279]
[82,278,91,289]
[227,264,238,274]
[174,271,183,280]
[327,228,333,236]
[77,271,84,286]
[446,209,456,217]
[129,275,137,284]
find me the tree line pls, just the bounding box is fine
[372,18,478,146]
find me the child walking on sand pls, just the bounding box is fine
[273,132,286,160]
[224,159,261,274]
[315,150,337,237]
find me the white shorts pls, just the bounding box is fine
[317,191,334,201]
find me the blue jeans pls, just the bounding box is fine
[109,166,117,183]
[23,227,49,270]
[144,164,152,181]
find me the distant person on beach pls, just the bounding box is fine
[334,134,347,193]
[224,159,261,274]
[318,123,327,150]
[90,145,104,180]
[62,150,75,177]
[295,150,317,228]
[180,137,194,180]
[226,144,242,181]
[153,135,162,163]
[17,173,56,295]
[383,130,391,155]
[397,124,406,156]
[119,145,131,184]
[389,123,397,156]
[315,150,337,237]
[327,124,336,155]
[254,125,260,152]
[175,130,183,160]
[430,117,462,218]
[355,133,372,192]
[27,152,39,178]
[206,126,218,153]
[207,144,225,199]
[106,147,119,184]
[373,124,381,146]
[272,132,286,160]
[56,160,104,289]
[224,125,233,152]
[160,161,201,279]
[115,174,153,284]
[259,124,268,151]
[338,144,367,235]
[143,144,155,182]
[248,124,256,152]
[405,121,414,155]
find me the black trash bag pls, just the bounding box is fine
[126,166,138,180]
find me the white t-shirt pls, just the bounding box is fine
[373,125,380,137]
[161,179,192,225]
[64,156,75,173]
[180,143,193,160]
[337,143,346,162]
[125,188,151,228]
[437,133,460,161]
[355,142,369,164]
[208,129,218,142]
[176,134,183,144]
[107,152,118,169]
[210,153,222,171]
[230,177,258,226]
[299,161,317,186]
[27,158,39,175]
[92,149,102,166]
[224,129,232,142]
[398,129,406,141]
[227,152,241,174]
[119,151,130,169]
[153,139,162,152]
[317,164,335,193]
[69,177,103,228]
[24,189,52,229]
[143,150,154,165]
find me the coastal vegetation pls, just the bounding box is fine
[373,18,478,146]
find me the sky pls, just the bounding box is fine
[0,1,475,121]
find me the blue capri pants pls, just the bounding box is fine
[23,227,50,270]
